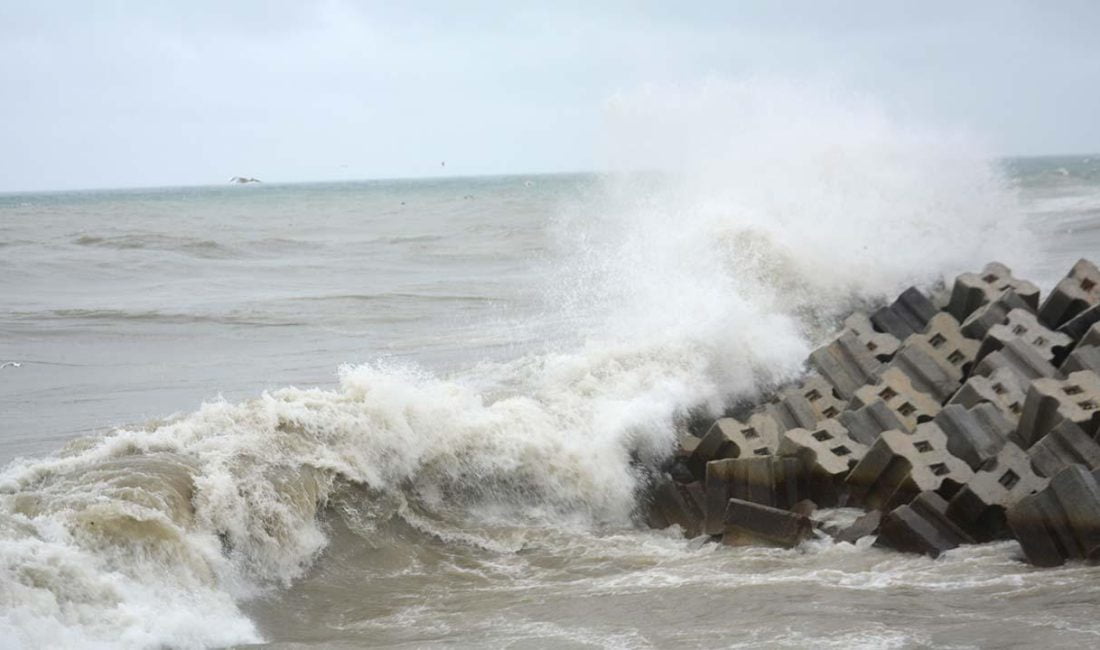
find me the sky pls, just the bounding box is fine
[1,1,1099,192]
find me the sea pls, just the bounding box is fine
[2,153,1100,648]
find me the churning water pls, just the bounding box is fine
[3,86,1100,648]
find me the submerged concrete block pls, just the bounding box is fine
[1028,419,1100,478]
[839,399,909,446]
[790,499,818,517]
[949,368,1028,422]
[875,491,975,558]
[721,498,813,548]
[947,262,1040,322]
[809,332,883,401]
[977,308,1073,367]
[871,286,938,340]
[1017,370,1100,448]
[946,442,1047,541]
[1039,259,1100,329]
[845,425,974,511]
[833,510,882,544]
[971,338,1063,390]
[1007,464,1100,567]
[703,456,803,527]
[852,367,941,431]
[646,478,705,537]
[933,403,1012,471]
[779,419,868,506]
[961,289,1035,341]
[840,312,900,362]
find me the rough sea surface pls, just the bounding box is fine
[2,152,1100,648]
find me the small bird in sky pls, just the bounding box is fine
[0,361,22,369]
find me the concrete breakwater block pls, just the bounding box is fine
[1007,464,1100,567]
[1060,345,1100,375]
[852,367,941,431]
[971,338,1063,390]
[888,343,965,404]
[691,413,782,477]
[704,457,803,535]
[947,262,1040,322]
[778,420,867,506]
[976,308,1073,368]
[1039,259,1100,329]
[809,332,883,401]
[907,312,979,376]
[839,399,908,445]
[945,442,1047,541]
[1059,308,1100,344]
[949,368,1027,422]
[871,286,938,340]
[876,491,975,558]
[1028,419,1100,478]
[832,510,882,544]
[961,289,1035,341]
[845,426,973,511]
[721,498,813,548]
[840,312,900,362]
[1016,370,1100,449]
[764,374,850,427]
[645,478,705,538]
[933,403,1012,471]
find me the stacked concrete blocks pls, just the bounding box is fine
[648,258,1100,567]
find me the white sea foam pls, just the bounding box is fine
[0,80,1033,648]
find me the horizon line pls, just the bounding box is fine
[2,151,1097,196]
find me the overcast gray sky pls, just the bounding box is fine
[2,1,1098,192]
